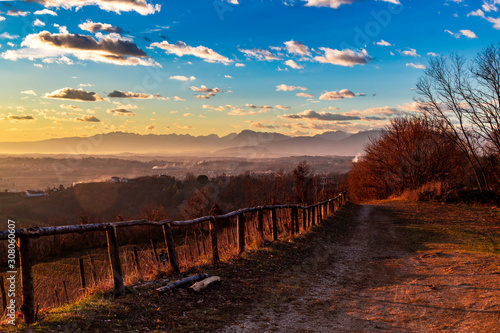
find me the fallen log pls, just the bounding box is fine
[189,276,221,293]
[155,274,209,296]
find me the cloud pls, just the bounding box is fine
[250,122,276,129]
[6,9,29,17]
[60,104,81,111]
[170,75,196,81]
[21,90,37,96]
[0,16,4,22]
[445,29,478,38]
[76,115,100,122]
[190,85,227,99]
[107,90,159,99]
[275,105,290,110]
[297,92,314,98]
[203,105,226,112]
[285,59,303,69]
[150,40,232,64]
[33,19,46,27]
[468,8,500,29]
[79,20,122,33]
[107,108,136,116]
[225,75,232,78]
[239,48,281,61]
[146,125,156,131]
[282,109,360,121]
[276,84,308,91]
[0,33,19,40]
[44,87,104,101]
[1,114,34,121]
[302,0,359,9]
[375,39,392,46]
[400,48,420,57]
[314,48,370,66]
[34,9,58,15]
[235,63,245,67]
[427,52,439,57]
[28,0,160,15]
[406,62,426,69]
[173,96,185,101]
[284,40,311,56]
[3,30,157,67]
[319,89,357,100]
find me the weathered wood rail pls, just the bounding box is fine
[0,192,346,324]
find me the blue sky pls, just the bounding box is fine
[0,0,499,141]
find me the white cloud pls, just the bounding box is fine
[108,90,162,99]
[427,52,439,57]
[297,92,314,98]
[173,96,185,101]
[170,75,196,81]
[225,75,232,78]
[79,20,121,33]
[107,108,136,116]
[34,9,58,15]
[150,40,232,64]
[285,59,303,69]
[400,48,419,57]
[319,89,357,100]
[44,87,104,101]
[445,29,478,38]
[33,19,46,27]
[276,84,308,91]
[240,48,281,61]
[6,10,29,17]
[375,39,392,46]
[406,63,426,69]
[0,16,5,22]
[314,48,370,66]
[468,8,500,29]
[3,30,158,67]
[203,105,226,112]
[0,33,19,40]
[275,105,290,110]
[29,0,160,15]
[302,0,358,9]
[21,90,37,96]
[282,109,361,121]
[235,63,245,67]
[284,40,311,56]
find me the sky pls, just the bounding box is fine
[0,0,499,142]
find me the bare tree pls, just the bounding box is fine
[415,46,500,192]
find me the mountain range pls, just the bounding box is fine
[0,130,381,157]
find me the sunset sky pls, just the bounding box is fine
[0,0,499,142]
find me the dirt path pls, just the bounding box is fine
[221,204,500,333]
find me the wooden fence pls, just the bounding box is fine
[0,192,346,324]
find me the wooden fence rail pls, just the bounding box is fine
[1,192,346,324]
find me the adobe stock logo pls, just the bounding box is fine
[340,3,404,50]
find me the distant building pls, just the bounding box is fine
[25,190,48,197]
[121,178,129,183]
[111,177,121,183]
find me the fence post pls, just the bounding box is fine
[318,205,322,223]
[89,256,98,284]
[294,206,300,234]
[311,206,316,226]
[162,224,180,274]
[290,208,295,237]
[237,213,246,254]
[302,208,307,230]
[106,226,125,297]
[17,234,35,324]
[79,258,86,290]
[257,209,264,241]
[209,218,220,263]
[132,247,141,277]
[271,208,278,241]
